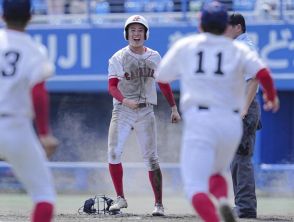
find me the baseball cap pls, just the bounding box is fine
[2,0,31,19]
[228,12,246,32]
[201,1,228,30]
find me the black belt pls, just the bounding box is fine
[198,106,239,114]
[138,103,152,108]
[0,114,12,117]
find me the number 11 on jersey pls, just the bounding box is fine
[195,51,224,75]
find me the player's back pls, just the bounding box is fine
[0,29,53,118]
[172,33,261,112]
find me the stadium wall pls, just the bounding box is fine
[27,23,294,165]
[1,23,294,194]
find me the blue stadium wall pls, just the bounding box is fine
[27,23,294,164]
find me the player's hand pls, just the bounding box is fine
[39,134,59,158]
[170,105,181,123]
[263,94,280,113]
[240,110,248,119]
[122,98,139,109]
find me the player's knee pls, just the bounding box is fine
[108,149,121,164]
[32,189,56,205]
[145,156,160,171]
[184,185,207,202]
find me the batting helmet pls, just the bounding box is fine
[124,15,149,40]
[2,0,31,20]
[78,195,119,215]
[200,1,228,34]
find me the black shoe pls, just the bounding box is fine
[233,207,256,218]
[239,214,257,219]
[219,200,236,222]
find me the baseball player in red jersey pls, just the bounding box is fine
[0,0,58,221]
[107,15,181,216]
[156,1,279,222]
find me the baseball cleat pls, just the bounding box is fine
[152,203,165,216]
[219,199,236,222]
[109,196,128,211]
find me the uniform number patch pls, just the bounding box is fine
[195,51,224,75]
[1,51,21,77]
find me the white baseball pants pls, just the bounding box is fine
[108,104,160,171]
[180,107,242,200]
[0,116,55,204]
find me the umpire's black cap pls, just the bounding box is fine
[228,12,246,32]
[2,0,31,19]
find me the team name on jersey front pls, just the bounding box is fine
[124,67,155,80]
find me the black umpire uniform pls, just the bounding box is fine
[231,97,261,218]
[228,13,261,219]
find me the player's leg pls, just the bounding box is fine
[212,111,242,222]
[209,174,228,199]
[1,118,55,222]
[181,133,219,222]
[134,107,164,216]
[181,108,225,222]
[108,105,134,210]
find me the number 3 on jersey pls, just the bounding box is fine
[1,51,20,77]
[195,51,224,75]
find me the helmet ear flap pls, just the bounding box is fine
[124,28,128,40]
[145,29,149,40]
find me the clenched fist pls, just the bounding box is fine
[171,105,181,123]
[39,134,59,158]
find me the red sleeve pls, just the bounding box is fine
[108,78,124,102]
[256,68,277,101]
[32,82,49,135]
[158,83,176,107]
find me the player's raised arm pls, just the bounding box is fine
[157,83,181,123]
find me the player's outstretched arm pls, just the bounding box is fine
[158,83,181,123]
[32,82,59,158]
[255,68,280,113]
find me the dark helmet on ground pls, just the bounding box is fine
[2,0,31,20]
[200,1,228,34]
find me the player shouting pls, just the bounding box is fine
[107,15,181,216]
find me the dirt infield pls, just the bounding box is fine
[0,193,294,222]
[1,213,293,222]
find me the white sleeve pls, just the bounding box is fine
[236,42,266,80]
[153,51,162,68]
[155,40,183,83]
[108,53,123,80]
[29,44,55,86]
[242,48,266,80]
